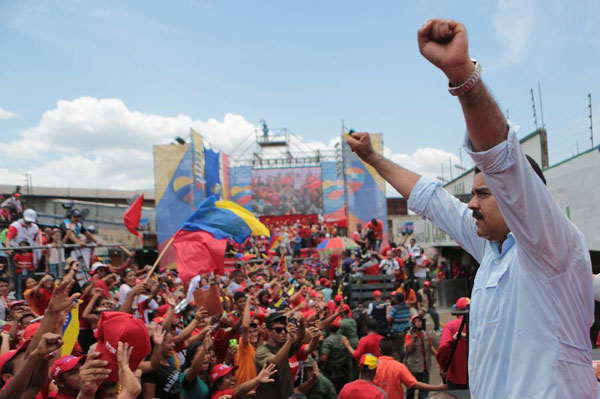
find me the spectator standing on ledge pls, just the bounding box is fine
[60,208,100,268]
[346,17,596,398]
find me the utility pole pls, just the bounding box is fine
[589,93,594,148]
[538,82,545,128]
[530,88,538,129]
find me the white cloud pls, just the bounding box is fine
[492,0,535,65]
[0,108,19,120]
[1,97,462,195]
[386,147,462,196]
[0,97,256,189]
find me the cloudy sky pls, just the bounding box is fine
[1,0,599,195]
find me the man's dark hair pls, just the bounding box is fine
[366,318,378,332]
[379,338,394,356]
[474,154,546,185]
[371,218,377,225]
[0,278,8,285]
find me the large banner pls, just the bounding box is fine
[321,161,346,223]
[204,147,222,198]
[251,167,323,216]
[229,166,252,211]
[154,143,196,268]
[342,133,388,242]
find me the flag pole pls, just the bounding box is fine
[145,236,175,283]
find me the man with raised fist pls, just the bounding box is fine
[346,18,596,399]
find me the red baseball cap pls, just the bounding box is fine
[334,294,343,303]
[0,339,30,373]
[8,300,25,309]
[373,290,382,297]
[331,318,341,328]
[424,281,431,287]
[95,312,151,381]
[455,297,471,310]
[410,314,423,324]
[52,355,86,380]
[209,363,238,385]
[23,322,40,342]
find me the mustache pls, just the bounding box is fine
[472,210,484,220]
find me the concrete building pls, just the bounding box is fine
[0,184,156,250]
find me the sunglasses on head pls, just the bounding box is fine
[271,326,287,334]
[249,323,259,329]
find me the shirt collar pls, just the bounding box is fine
[490,232,516,257]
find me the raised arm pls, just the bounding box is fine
[419,18,578,275]
[418,19,507,152]
[345,133,421,199]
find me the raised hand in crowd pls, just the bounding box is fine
[76,352,111,399]
[117,341,143,399]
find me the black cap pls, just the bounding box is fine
[233,291,247,302]
[70,209,82,217]
[265,312,286,328]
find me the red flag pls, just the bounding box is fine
[124,194,144,240]
[173,230,226,282]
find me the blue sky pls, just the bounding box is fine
[1,0,599,192]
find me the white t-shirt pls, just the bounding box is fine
[119,283,132,304]
[593,274,600,302]
[379,259,399,276]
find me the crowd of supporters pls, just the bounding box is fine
[0,190,478,399]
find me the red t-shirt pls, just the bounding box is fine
[365,220,383,240]
[35,287,53,315]
[289,344,309,380]
[352,333,384,360]
[211,389,234,399]
[339,380,387,399]
[437,317,468,385]
[13,253,34,272]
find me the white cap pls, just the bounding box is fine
[23,209,37,223]
[91,262,109,273]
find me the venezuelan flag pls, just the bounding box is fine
[181,197,269,244]
[174,197,269,282]
[61,299,82,356]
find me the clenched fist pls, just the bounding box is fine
[418,19,473,85]
[344,132,378,165]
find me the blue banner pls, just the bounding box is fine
[321,161,345,219]
[229,166,252,211]
[204,148,222,198]
[342,133,388,241]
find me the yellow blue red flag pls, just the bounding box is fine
[61,299,82,356]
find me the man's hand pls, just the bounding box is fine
[47,279,80,314]
[256,363,277,384]
[344,132,378,165]
[117,341,142,399]
[287,323,298,341]
[152,325,165,345]
[417,19,473,85]
[340,335,350,347]
[78,352,111,398]
[32,333,63,358]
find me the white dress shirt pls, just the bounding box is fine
[408,125,596,399]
